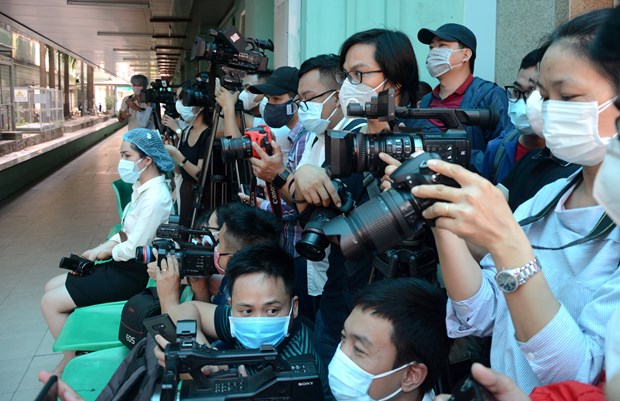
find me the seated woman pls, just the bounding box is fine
[41,128,174,372]
[386,8,619,394]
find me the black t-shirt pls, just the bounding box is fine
[177,126,211,182]
[500,147,580,212]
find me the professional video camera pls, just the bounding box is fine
[319,151,460,261]
[326,88,499,177]
[161,320,324,401]
[140,79,179,119]
[220,124,275,163]
[134,222,217,277]
[181,72,211,108]
[191,26,272,91]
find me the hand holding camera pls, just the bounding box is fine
[294,164,342,208]
[249,140,284,182]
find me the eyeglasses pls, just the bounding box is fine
[505,85,533,103]
[335,69,383,85]
[296,90,336,111]
[215,243,233,265]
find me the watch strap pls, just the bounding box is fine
[178,157,188,167]
[272,169,291,190]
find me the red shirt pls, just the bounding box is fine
[428,74,475,128]
[515,140,529,162]
[530,380,605,401]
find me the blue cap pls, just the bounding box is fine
[123,128,174,172]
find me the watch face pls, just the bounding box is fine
[496,270,518,293]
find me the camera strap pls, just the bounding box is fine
[518,171,616,250]
[250,176,283,219]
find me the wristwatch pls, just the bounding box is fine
[495,258,541,293]
[175,127,182,136]
[178,157,188,168]
[271,169,291,190]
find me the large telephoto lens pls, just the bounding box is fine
[220,137,252,163]
[135,245,156,264]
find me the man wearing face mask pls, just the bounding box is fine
[329,278,451,401]
[408,24,512,173]
[118,75,156,130]
[481,48,545,184]
[159,242,333,400]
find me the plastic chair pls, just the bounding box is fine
[61,346,129,401]
[111,178,133,220]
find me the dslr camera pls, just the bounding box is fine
[326,88,499,177]
[139,79,179,119]
[220,124,275,163]
[59,253,96,277]
[161,320,323,401]
[135,222,217,278]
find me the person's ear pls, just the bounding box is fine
[462,49,472,63]
[227,296,232,306]
[292,295,299,319]
[401,362,428,393]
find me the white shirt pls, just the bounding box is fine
[606,308,620,379]
[446,170,620,393]
[120,95,156,130]
[110,175,173,261]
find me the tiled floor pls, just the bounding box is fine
[0,127,127,399]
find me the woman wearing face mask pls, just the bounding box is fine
[384,9,620,394]
[164,89,210,229]
[41,128,174,373]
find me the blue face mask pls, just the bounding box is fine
[229,302,294,349]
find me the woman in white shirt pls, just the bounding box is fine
[41,128,174,372]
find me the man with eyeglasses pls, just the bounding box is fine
[481,49,545,184]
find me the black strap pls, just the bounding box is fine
[518,172,616,250]
[250,175,283,219]
[342,118,367,132]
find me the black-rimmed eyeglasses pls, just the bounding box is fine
[335,69,383,85]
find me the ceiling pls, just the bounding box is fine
[0,0,235,83]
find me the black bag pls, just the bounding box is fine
[119,287,161,349]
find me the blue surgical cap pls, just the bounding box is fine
[123,128,174,172]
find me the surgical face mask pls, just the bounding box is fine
[542,97,617,166]
[594,136,620,224]
[328,343,414,401]
[118,158,146,184]
[263,100,297,128]
[339,79,387,118]
[229,302,294,349]
[259,97,268,118]
[426,48,464,78]
[508,99,535,135]
[526,90,544,138]
[175,100,196,123]
[239,90,261,111]
[298,92,338,134]
[213,244,227,275]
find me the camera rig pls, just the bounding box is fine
[139,79,180,140]
[161,320,323,401]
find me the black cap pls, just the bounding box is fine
[248,66,299,95]
[418,23,477,55]
[590,6,620,62]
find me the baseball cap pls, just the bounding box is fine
[248,66,299,95]
[418,23,477,55]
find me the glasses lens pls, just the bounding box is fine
[299,101,309,112]
[350,71,362,85]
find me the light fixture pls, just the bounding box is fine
[152,34,186,39]
[68,0,149,8]
[98,32,152,37]
[150,16,191,23]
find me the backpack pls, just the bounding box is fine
[96,335,163,401]
[119,287,161,349]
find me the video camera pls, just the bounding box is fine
[134,222,217,278]
[181,72,211,108]
[191,26,272,91]
[220,124,275,163]
[161,320,323,401]
[140,79,179,119]
[326,88,499,177]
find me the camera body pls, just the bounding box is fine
[181,74,211,108]
[321,151,459,260]
[140,79,179,119]
[220,125,275,163]
[295,180,355,261]
[59,253,95,277]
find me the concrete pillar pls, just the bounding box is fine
[48,46,56,89]
[63,53,71,119]
[569,0,613,17]
[39,43,47,88]
[87,65,94,115]
[80,61,85,116]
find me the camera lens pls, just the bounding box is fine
[296,208,341,261]
[135,245,155,264]
[220,137,252,163]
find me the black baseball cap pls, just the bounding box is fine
[248,66,299,95]
[418,23,477,55]
[590,6,620,62]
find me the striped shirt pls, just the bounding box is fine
[446,170,620,394]
[213,304,332,400]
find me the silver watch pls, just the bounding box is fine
[495,258,541,293]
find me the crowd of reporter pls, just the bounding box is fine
[37,6,620,401]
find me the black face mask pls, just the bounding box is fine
[263,100,296,128]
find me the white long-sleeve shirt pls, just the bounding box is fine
[446,170,620,394]
[110,175,172,261]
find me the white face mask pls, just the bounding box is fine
[175,100,196,123]
[594,136,620,224]
[542,97,617,166]
[526,90,544,138]
[328,343,414,401]
[229,302,294,349]
[239,90,261,111]
[259,97,269,118]
[425,48,464,78]
[298,91,338,134]
[117,158,146,184]
[508,99,534,135]
[339,79,387,118]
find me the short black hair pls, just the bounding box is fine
[339,29,419,107]
[217,202,280,250]
[520,48,543,70]
[299,54,341,89]
[130,74,148,87]
[353,278,452,394]
[226,242,295,298]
